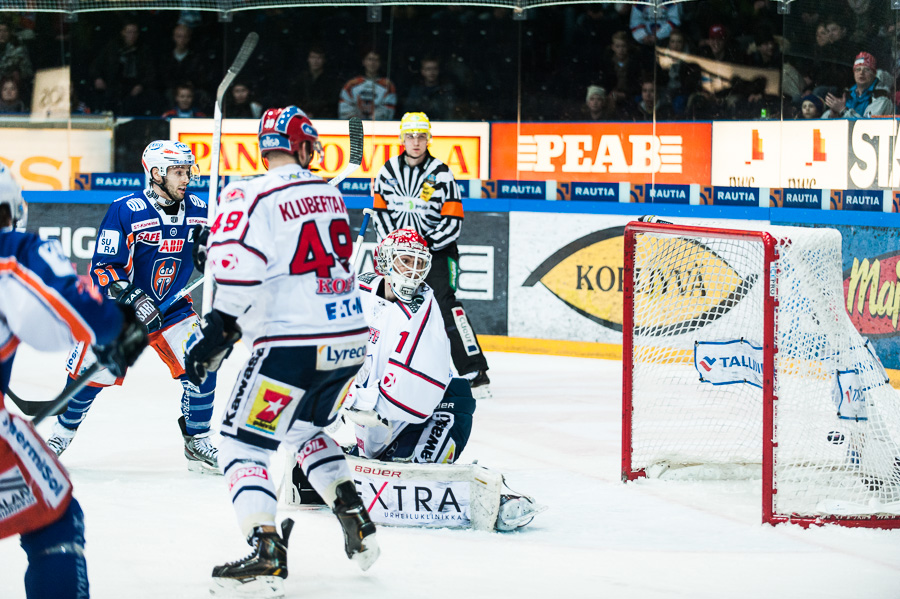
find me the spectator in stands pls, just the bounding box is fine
[402,55,457,120]
[161,83,206,120]
[632,79,673,121]
[822,52,892,119]
[0,76,25,113]
[89,20,159,116]
[158,23,209,111]
[288,46,342,119]
[339,49,396,121]
[629,3,681,49]
[581,85,614,121]
[746,29,782,69]
[0,21,33,91]
[658,28,701,116]
[798,93,824,119]
[699,24,742,65]
[224,80,262,119]
[602,31,643,112]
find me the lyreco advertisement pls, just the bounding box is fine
[169,118,489,181]
[0,129,113,190]
[490,122,712,185]
[508,212,636,343]
[711,121,848,189]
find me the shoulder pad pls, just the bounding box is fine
[406,293,426,313]
[121,195,149,212]
[357,272,379,284]
[188,194,206,209]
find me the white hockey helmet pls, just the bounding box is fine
[374,228,432,303]
[0,163,26,229]
[141,140,199,189]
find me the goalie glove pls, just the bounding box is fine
[342,383,389,429]
[420,181,435,202]
[184,309,242,386]
[344,406,390,430]
[110,281,162,332]
[192,224,209,273]
[93,304,149,377]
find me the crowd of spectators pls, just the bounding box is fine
[0,1,896,122]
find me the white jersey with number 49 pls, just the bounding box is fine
[206,164,367,347]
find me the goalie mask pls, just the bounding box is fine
[375,228,432,304]
[0,163,26,229]
[141,140,199,206]
[258,106,324,169]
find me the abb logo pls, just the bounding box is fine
[517,134,683,174]
[160,239,185,253]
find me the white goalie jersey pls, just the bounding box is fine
[348,272,452,457]
[206,164,367,346]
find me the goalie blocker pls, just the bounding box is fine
[287,455,546,532]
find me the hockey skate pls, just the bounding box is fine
[332,480,380,571]
[211,519,294,598]
[468,370,492,400]
[495,478,547,532]
[46,421,78,456]
[178,416,220,474]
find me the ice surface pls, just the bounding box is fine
[2,344,899,598]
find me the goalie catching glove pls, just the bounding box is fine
[340,380,389,429]
[110,281,162,333]
[184,309,242,386]
[93,303,150,377]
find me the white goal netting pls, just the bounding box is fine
[626,224,900,523]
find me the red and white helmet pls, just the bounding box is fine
[375,228,432,303]
[258,106,323,166]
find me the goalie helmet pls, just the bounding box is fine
[258,106,323,165]
[374,228,432,304]
[399,112,431,141]
[141,140,198,188]
[0,163,25,229]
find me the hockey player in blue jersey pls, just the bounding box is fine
[46,140,220,473]
[1,164,148,598]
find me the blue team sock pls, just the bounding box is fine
[180,373,216,436]
[57,382,103,430]
[20,498,90,599]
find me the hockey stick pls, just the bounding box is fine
[328,117,364,187]
[28,363,101,426]
[350,208,376,271]
[159,277,204,314]
[201,31,259,316]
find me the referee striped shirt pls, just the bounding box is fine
[372,151,464,251]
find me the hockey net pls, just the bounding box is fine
[622,221,900,528]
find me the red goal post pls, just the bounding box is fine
[622,220,900,529]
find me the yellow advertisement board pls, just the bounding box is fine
[169,118,489,180]
[0,128,112,190]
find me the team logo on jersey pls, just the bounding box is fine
[126,198,148,212]
[368,327,380,344]
[97,229,120,255]
[189,195,206,209]
[224,187,244,202]
[150,257,181,299]
[217,253,239,271]
[0,465,37,520]
[382,372,397,388]
[246,379,296,435]
[159,239,185,253]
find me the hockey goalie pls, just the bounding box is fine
[286,228,545,532]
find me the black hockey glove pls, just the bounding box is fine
[192,224,210,273]
[93,304,149,378]
[185,309,242,386]
[110,281,162,333]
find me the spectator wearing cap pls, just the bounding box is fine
[699,24,742,64]
[581,85,615,120]
[822,52,891,119]
[798,94,824,119]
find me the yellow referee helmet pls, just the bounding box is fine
[399,112,431,142]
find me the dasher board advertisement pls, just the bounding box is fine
[711,121,848,189]
[491,122,712,185]
[169,118,489,181]
[0,129,112,190]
